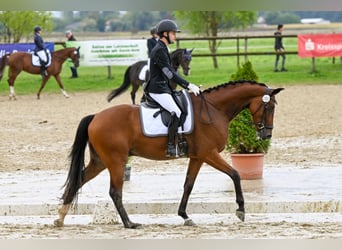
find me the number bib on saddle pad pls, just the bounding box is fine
[139,90,194,137]
[31,50,52,67]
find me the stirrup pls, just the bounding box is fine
[166,144,179,158]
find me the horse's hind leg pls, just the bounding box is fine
[105,156,141,228]
[54,151,106,227]
[7,69,19,100]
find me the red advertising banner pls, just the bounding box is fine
[298,34,342,58]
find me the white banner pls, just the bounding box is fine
[66,40,148,66]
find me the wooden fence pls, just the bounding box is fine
[175,34,340,72]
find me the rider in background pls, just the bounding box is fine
[145,19,200,157]
[33,26,48,76]
[147,27,158,58]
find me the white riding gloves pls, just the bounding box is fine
[188,83,200,96]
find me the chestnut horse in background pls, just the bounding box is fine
[0,47,80,100]
[107,48,193,104]
[54,80,284,229]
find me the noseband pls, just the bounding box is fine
[251,88,275,132]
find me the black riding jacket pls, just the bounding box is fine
[147,37,158,58]
[146,40,189,94]
[34,33,45,52]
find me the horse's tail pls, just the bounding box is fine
[107,65,132,102]
[0,53,9,82]
[61,114,95,205]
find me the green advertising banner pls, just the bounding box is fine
[66,39,147,66]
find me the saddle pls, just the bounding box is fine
[31,49,52,67]
[139,89,194,137]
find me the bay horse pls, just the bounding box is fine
[0,47,80,100]
[107,48,193,104]
[54,80,284,229]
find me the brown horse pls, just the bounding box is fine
[54,80,284,229]
[0,47,80,100]
[107,48,193,104]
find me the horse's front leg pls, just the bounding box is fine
[54,74,70,98]
[37,76,51,99]
[204,151,245,222]
[178,158,203,226]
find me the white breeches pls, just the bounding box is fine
[36,50,47,62]
[149,93,182,118]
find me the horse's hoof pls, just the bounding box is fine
[235,210,245,222]
[53,219,64,227]
[125,222,142,229]
[184,218,196,226]
[9,95,17,101]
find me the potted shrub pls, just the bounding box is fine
[226,61,271,179]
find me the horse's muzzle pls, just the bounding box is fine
[257,128,272,140]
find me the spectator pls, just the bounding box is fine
[274,24,287,72]
[65,30,78,78]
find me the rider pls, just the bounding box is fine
[147,27,158,58]
[33,26,48,76]
[145,19,200,157]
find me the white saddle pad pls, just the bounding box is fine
[138,64,148,81]
[31,50,52,67]
[139,90,194,137]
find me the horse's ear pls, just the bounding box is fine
[191,48,194,52]
[271,87,285,96]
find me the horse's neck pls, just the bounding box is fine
[205,84,264,120]
[53,49,70,62]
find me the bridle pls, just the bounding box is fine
[251,88,275,132]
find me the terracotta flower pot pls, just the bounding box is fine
[230,153,265,180]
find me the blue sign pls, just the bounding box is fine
[0,42,54,59]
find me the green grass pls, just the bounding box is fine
[0,37,341,96]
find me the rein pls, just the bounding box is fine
[199,93,214,124]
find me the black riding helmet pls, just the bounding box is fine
[156,19,181,35]
[34,26,42,33]
[156,19,180,44]
[150,27,157,35]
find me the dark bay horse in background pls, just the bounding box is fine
[54,80,284,229]
[107,48,193,104]
[0,47,80,100]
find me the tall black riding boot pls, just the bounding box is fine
[166,112,179,157]
[40,61,48,76]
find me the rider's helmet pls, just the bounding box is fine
[156,19,180,36]
[150,27,157,35]
[34,26,42,33]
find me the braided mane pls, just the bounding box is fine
[202,80,267,94]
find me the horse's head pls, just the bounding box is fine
[180,48,193,76]
[249,87,284,140]
[69,47,80,67]
[171,48,193,76]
